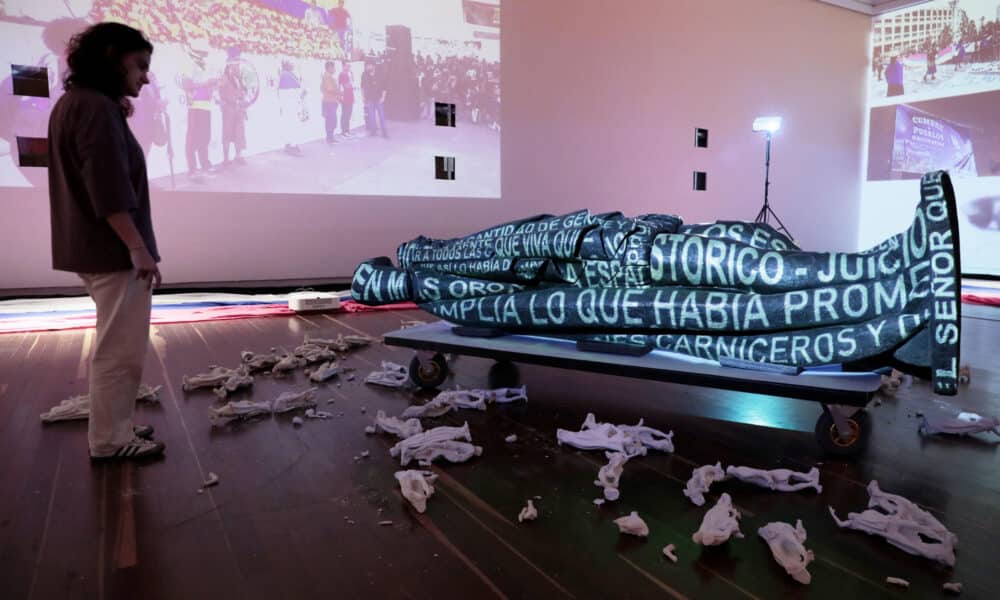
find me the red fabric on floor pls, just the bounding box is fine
[0,301,418,334]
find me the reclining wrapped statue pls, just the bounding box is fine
[352,171,962,396]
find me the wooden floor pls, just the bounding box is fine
[0,306,997,600]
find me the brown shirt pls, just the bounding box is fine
[48,87,159,273]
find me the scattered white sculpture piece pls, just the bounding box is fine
[594,451,629,501]
[829,480,958,566]
[307,360,341,383]
[202,472,220,488]
[271,388,319,413]
[41,384,165,423]
[407,440,482,466]
[879,372,903,396]
[518,499,538,523]
[693,493,744,546]
[943,582,963,594]
[343,334,374,347]
[364,425,377,434]
[378,520,394,526]
[958,364,970,385]
[294,343,337,364]
[885,577,910,588]
[505,434,518,443]
[136,384,162,402]
[483,385,528,404]
[304,408,334,419]
[292,416,304,426]
[360,450,370,458]
[919,409,1000,437]
[212,371,254,399]
[613,511,649,537]
[40,394,91,423]
[209,400,273,427]
[395,469,438,513]
[373,410,424,439]
[304,335,350,352]
[619,419,675,454]
[400,319,427,329]
[557,413,674,457]
[758,520,814,585]
[365,361,411,388]
[390,423,474,466]
[241,351,282,373]
[593,498,605,506]
[725,466,823,494]
[399,389,487,419]
[662,544,678,563]
[182,366,242,391]
[271,352,306,376]
[683,462,727,506]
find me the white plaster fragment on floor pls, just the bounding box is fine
[662,544,678,563]
[556,413,673,457]
[518,499,538,523]
[307,360,341,383]
[829,480,958,566]
[594,451,628,502]
[373,410,423,439]
[943,582,962,594]
[395,469,437,513]
[693,493,743,546]
[505,434,517,443]
[209,400,273,427]
[613,511,649,537]
[758,520,814,585]
[683,462,726,506]
[885,577,909,588]
[271,388,319,413]
[725,466,822,493]
[919,409,1000,436]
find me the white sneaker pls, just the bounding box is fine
[91,437,165,461]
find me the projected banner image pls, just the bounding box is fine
[0,0,501,198]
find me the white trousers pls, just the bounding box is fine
[79,270,152,456]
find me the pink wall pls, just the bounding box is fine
[0,0,870,291]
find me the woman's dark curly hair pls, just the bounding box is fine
[63,22,153,101]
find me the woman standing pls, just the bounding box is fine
[48,22,165,461]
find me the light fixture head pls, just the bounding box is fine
[752,116,782,134]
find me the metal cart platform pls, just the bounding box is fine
[384,321,883,457]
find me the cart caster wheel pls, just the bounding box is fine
[488,360,520,389]
[409,353,449,390]
[815,410,871,458]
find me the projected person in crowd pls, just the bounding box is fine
[886,56,904,97]
[180,38,218,178]
[923,43,937,83]
[339,60,355,137]
[328,0,352,59]
[219,47,248,166]
[362,60,388,138]
[872,52,884,81]
[955,38,966,70]
[47,22,165,461]
[278,59,305,155]
[321,60,341,144]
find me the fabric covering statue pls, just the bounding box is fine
[352,171,962,395]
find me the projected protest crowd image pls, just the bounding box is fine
[0,0,501,198]
[869,0,1000,103]
[352,172,963,397]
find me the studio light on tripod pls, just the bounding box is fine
[752,115,793,241]
[752,116,782,134]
